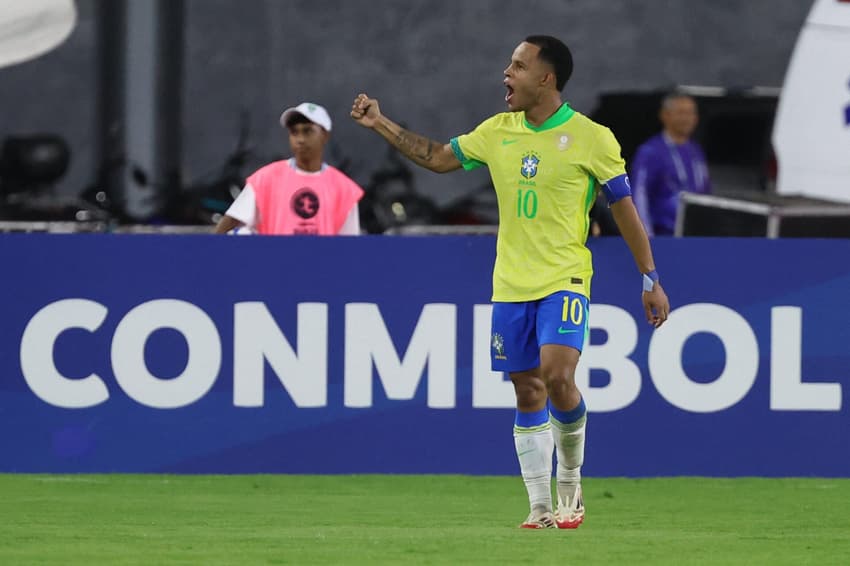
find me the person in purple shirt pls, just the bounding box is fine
[630,93,711,236]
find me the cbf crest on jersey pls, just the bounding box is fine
[492,333,507,360]
[521,152,540,179]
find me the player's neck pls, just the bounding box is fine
[294,156,323,172]
[524,96,563,128]
[663,129,689,145]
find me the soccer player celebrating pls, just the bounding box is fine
[351,35,669,529]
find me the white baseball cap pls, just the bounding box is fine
[279,102,332,132]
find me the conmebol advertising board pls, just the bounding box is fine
[0,235,847,476]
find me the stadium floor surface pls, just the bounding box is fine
[1,474,848,565]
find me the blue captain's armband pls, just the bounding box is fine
[601,173,632,205]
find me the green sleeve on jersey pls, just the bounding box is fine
[450,137,485,171]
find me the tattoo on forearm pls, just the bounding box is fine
[374,118,444,170]
[388,127,435,163]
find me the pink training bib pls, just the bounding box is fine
[248,159,364,235]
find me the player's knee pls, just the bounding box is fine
[539,365,577,392]
[512,378,547,405]
[545,375,580,409]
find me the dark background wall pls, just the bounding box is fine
[0,0,813,208]
[0,0,96,199]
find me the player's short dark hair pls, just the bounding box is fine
[524,35,573,91]
[285,114,314,129]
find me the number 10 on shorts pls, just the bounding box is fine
[562,295,584,325]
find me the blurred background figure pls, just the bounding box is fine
[630,93,711,237]
[215,102,364,236]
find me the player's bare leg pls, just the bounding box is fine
[540,344,587,529]
[510,368,555,528]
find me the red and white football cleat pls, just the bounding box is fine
[555,485,585,529]
[519,508,556,529]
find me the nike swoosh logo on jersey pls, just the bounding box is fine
[558,328,578,334]
[502,138,518,145]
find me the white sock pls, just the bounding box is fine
[514,425,554,512]
[550,414,586,504]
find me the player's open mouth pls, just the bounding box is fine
[505,85,514,103]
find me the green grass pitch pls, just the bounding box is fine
[1,474,849,565]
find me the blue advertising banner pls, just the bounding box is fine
[0,234,848,476]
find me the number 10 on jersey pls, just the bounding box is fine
[516,189,538,219]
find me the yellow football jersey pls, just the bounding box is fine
[451,103,626,301]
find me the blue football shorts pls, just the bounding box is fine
[490,290,590,373]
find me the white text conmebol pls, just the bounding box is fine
[19,299,842,412]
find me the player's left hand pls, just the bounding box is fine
[642,282,669,328]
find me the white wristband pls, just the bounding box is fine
[642,271,659,292]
